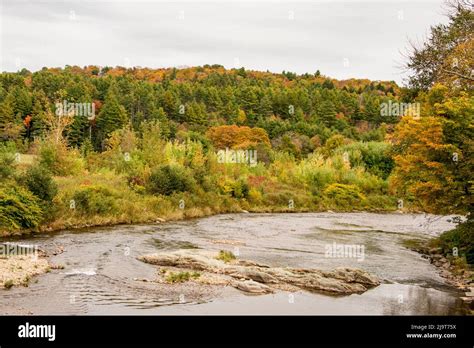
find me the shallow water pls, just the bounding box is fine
[0,213,467,315]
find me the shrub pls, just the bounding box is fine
[0,185,43,230]
[308,166,336,191]
[323,183,365,208]
[147,165,196,196]
[437,220,474,265]
[265,190,296,207]
[231,179,249,199]
[21,165,58,203]
[321,134,347,157]
[216,250,236,263]
[338,142,394,179]
[248,188,263,204]
[0,143,16,179]
[72,185,118,215]
[38,140,83,176]
[165,271,200,283]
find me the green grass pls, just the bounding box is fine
[215,250,236,263]
[165,271,200,283]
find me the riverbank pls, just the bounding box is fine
[1,200,404,238]
[404,239,473,312]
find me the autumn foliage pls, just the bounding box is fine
[389,116,455,213]
[206,125,271,150]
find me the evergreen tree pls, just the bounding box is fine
[95,84,128,149]
[29,92,51,141]
[0,92,22,141]
[318,100,337,128]
[258,95,273,118]
[185,101,207,125]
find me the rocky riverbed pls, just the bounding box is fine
[0,213,469,315]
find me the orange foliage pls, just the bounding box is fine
[23,115,32,128]
[389,116,456,212]
[206,125,271,150]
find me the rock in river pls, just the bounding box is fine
[139,250,380,296]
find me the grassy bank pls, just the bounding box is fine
[0,124,404,237]
[1,169,399,238]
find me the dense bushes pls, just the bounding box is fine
[0,143,16,179]
[218,177,249,199]
[323,183,365,208]
[147,165,196,196]
[437,220,474,265]
[21,166,58,203]
[0,185,43,229]
[72,185,118,215]
[338,142,394,179]
[38,139,84,176]
[0,121,403,235]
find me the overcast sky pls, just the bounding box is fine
[1,0,448,85]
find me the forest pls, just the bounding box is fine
[0,3,472,265]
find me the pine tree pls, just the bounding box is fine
[95,84,128,149]
[318,100,337,128]
[29,93,50,141]
[0,92,22,141]
[258,95,273,118]
[67,111,90,147]
[11,86,32,118]
[185,101,207,125]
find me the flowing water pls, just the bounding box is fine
[0,213,467,315]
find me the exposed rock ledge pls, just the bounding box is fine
[138,250,380,295]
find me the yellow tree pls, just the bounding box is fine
[389,115,458,213]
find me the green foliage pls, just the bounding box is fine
[147,165,196,196]
[321,134,346,157]
[338,142,394,179]
[165,271,200,283]
[436,220,474,265]
[0,143,17,179]
[323,183,365,208]
[0,92,22,141]
[216,250,236,263]
[0,185,43,230]
[307,166,335,191]
[0,56,464,235]
[406,3,473,90]
[72,185,118,215]
[21,165,58,203]
[95,85,128,148]
[38,140,83,176]
[219,178,249,199]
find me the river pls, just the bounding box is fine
[0,212,467,315]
